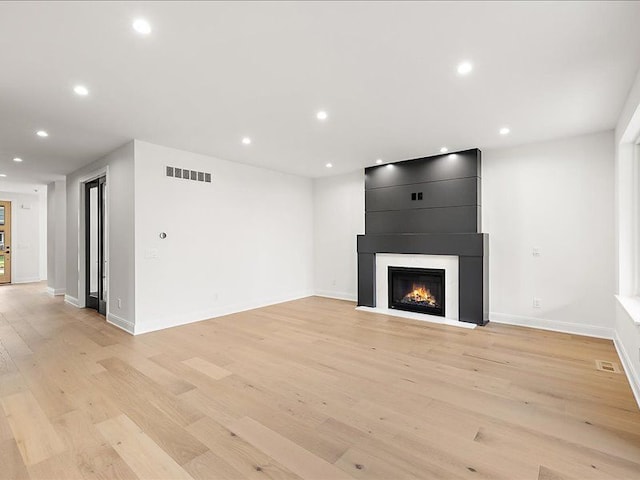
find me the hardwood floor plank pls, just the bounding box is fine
[182,450,245,480]
[228,416,355,480]
[97,413,194,480]
[538,465,576,480]
[97,356,203,427]
[182,356,232,380]
[0,319,33,358]
[187,416,303,480]
[0,390,66,466]
[26,451,86,480]
[89,368,208,466]
[0,438,31,480]
[52,409,138,480]
[474,422,640,479]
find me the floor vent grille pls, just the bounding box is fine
[595,360,621,373]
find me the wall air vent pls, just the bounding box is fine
[165,166,212,183]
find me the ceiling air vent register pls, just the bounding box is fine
[166,166,211,183]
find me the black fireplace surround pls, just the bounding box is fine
[388,267,445,317]
[357,148,489,325]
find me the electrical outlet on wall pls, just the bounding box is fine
[532,247,541,257]
[533,297,542,308]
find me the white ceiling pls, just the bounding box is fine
[1,1,640,184]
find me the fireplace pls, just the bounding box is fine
[388,266,445,317]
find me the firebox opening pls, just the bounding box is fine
[388,266,445,317]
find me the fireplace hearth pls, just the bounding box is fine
[388,266,445,317]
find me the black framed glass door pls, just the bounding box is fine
[85,177,106,315]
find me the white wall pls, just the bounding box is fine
[133,140,314,334]
[0,190,45,284]
[47,180,66,295]
[312,131,616,338]
[313,171,364,301]
[66,142,135,330]
[483,131,615,337]
[614,67,640,406]
[38,188,47,281]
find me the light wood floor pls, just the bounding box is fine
[1,283,640,480]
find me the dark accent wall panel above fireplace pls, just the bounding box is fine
[357,148,488,326]
[364,149,481,234]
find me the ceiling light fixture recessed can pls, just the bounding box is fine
[375,159,383,164]
[73,85,89,96]
[440,147,448,153]
[499,127,510,135]
[0,174,6,178]
[457,61,473,75]
[316,110,328,121]
[36,130,48,137]
[133,18,152,35]
[13,157,23,162]
[325,163,332,168]
[242,137,252,145]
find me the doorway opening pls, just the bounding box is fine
[0,200,11,284]
[85,177,106,315]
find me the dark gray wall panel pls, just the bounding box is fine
[357,233,486,257]
[357,254,376,307]
[365,206,479,234]
[459,256,488,325]
[365,149,480,189]
[365,177,479,212]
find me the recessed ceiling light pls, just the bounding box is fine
[499,127,510,135]
[13,157,22,163]
[242,137,252,145]
[316,111,328,121]
[326,163,333,168]
[0,174,6,178]
[36,130,48,137]
[440,147,448,153]
[73,85,89,96]
[457,61,473,75]
[375,159,383,164]
[133,18,152,35]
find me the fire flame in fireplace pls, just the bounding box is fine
[402,284,437,306]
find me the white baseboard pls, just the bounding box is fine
[133,290,314,335]
[490,312,614,339]
[314,290,357,302]
[613,330,640,409]
[12,277,42,285]
[46,287,66,296]
[107,313,135,335]
[64,295,81,308]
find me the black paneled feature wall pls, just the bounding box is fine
[357,149,489,325]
